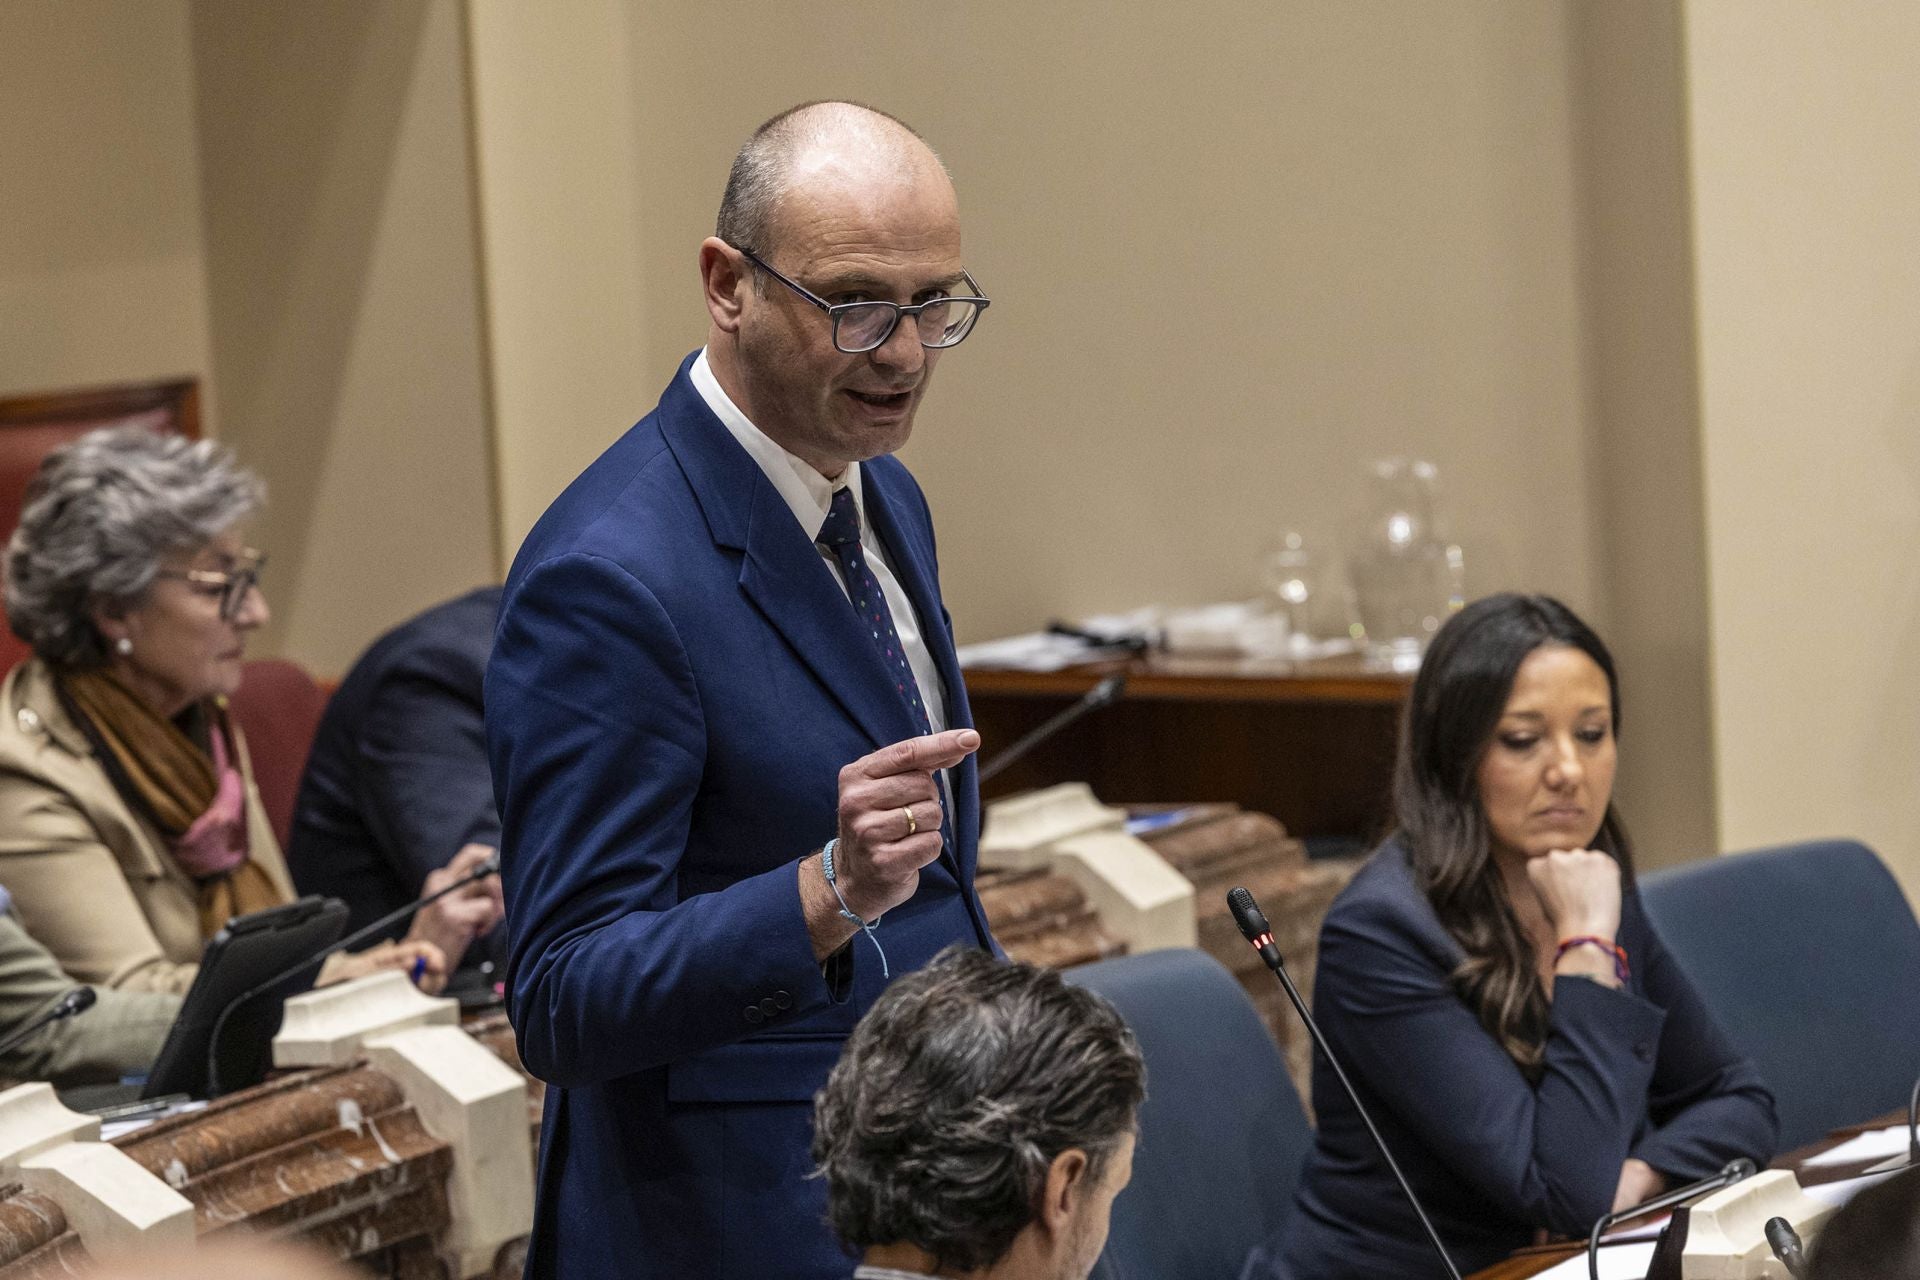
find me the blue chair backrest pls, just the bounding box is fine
[1067,948,1311,1280]
[1640,839,1920,1150]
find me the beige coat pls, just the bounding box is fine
[0,660,293,994]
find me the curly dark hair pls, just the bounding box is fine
[1395,592,1633,1078]
[1807,1165,1920,1279]
[811,946,1145,1270]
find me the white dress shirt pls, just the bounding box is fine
[690,349,951,739]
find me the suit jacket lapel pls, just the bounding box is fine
[659,365,912,754]
[738,480,917,751]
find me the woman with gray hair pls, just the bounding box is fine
[0,426,485,995]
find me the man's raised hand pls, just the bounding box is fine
[801,728,979,957]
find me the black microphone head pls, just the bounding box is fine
[1764,1216,1804,1259]
[1227,887,1270,943]
[1724,1157,1757,1180]
[61,986,97,1015]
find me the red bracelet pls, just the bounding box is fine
[1556,935,1629,984]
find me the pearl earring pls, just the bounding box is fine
[114,637,132,656]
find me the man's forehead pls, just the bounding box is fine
[780,149,956,222]
[767,169,961,274]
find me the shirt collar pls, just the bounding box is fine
[690,347,864,542]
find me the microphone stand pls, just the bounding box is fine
[1907,1071,1919,1165]
[0,987,96,1058]
[1228,887,1462,1280]
[204,854,499,1097]
[976,674,1126,786]
[1585,1158,1755,1280]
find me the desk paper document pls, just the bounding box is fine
[1799,1124,1910,1170]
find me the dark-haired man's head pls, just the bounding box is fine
[1807,1166,1920,1280]
[812,946,1146,1280]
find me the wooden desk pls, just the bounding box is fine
[965,653,1412,841]
[1468,1112,1906,1279]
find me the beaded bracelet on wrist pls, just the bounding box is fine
[1555,934,1629,984]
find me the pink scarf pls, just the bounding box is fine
[170,724,249,879]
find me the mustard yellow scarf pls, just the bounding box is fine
[59,668,285,938]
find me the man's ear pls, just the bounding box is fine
[1038,1147,1092,1239]
[700,237,749,334]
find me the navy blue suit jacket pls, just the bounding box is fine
[486,354,995,1280]
[289,586,504,967]
[1246,840,1776,1279]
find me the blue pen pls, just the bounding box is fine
[410,955,427,987]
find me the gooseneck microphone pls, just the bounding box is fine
[1586,1157,1756,1280]
[1907,1072,1919,1165]
[0,986,97,1059]
[205,852,500,1097]
[1228,887,1463,1280]
[976,673,1126,785]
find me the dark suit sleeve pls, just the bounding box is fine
[488,552,835,1087]
[356,658,500,892]
[1626,905,1779,1178]
[1316,894,1669,1236]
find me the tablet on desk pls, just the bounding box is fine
[142,895,349,1101]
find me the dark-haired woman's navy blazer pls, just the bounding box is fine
[1243,840,1777,1279]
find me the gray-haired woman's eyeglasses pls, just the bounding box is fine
[735,245,990,355]
[155,549,266,621]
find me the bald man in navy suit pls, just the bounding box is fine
[487,101,1000,1279]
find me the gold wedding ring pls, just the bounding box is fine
[902,805,918,837]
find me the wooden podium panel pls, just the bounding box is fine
[966,653,1411,843]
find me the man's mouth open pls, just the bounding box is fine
[847,389,913,409]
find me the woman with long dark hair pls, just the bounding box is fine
[1244,593,1776,1278]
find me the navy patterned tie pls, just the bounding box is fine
[817,486,933,736]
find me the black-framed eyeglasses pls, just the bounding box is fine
[735,245,990,355]
[155,549,266,621]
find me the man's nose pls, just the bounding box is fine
[868,311,926,373]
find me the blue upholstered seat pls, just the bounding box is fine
[1068,947,1311,1280]
[1640,839,1920,1150]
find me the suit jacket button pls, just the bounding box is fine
[744,1005,765,1025]
[773,989,792,1011]
[758,996,778,1018]
[1635,1042,1653,1061]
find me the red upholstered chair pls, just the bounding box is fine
[0,379,201,673]
[227,659,331,851]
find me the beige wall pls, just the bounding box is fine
[190,0,498,674]
[463,0,653,564]
[1568,0,1717,867]
[23,1,1920,890]
[620,1,1604,643]
[0,0,212,402]
[1684,1,1920,889]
